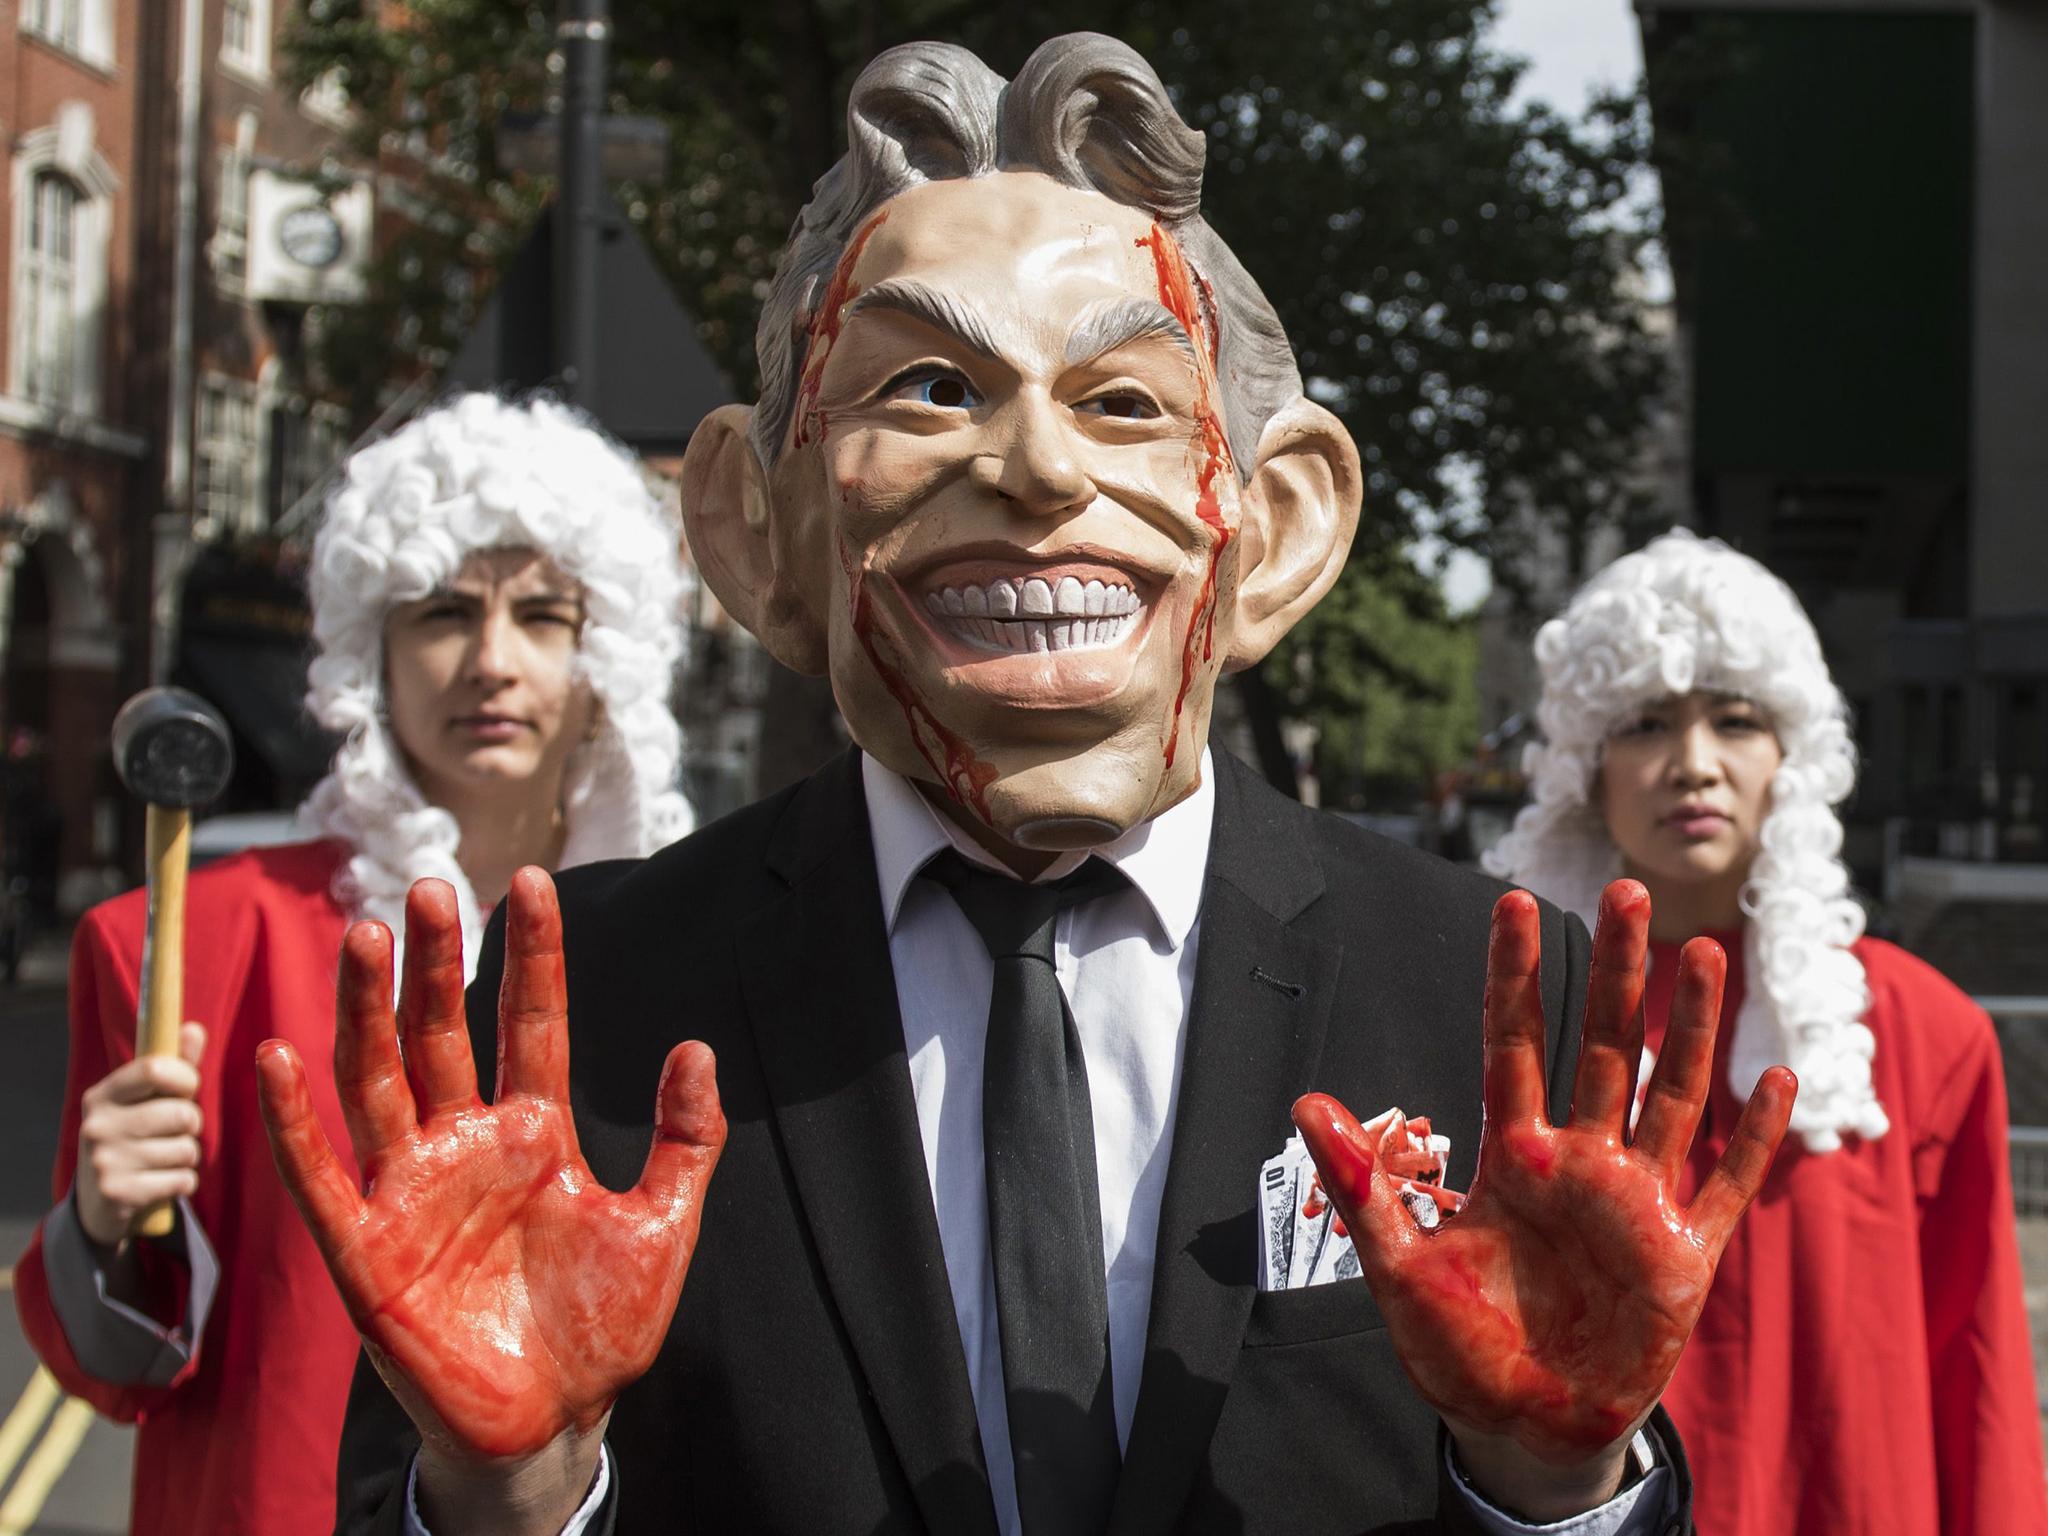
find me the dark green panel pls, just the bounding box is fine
[1678,12,1973,478]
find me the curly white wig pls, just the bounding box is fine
[301,392,695,978]
[1483,528,1885,1153]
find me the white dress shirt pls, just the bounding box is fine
[409,750,1668,1536]
[861,754,1668,1536]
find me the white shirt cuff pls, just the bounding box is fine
[1447,1429,1674,1535]
[402,1443,612,1536]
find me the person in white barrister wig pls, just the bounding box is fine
[13,392,695,1536]
[1486,527,2046,1536]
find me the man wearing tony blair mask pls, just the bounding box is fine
[264,34,1796,1536]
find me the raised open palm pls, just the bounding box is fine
[256,870,725,1464]
[1295,881,1795,1467]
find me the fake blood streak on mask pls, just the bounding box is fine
[1135,225,1234,772]
[796,217,998,824]
[844,546,1001,824]
[791,209,890,450]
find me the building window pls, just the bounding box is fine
[273,401,348,523]
[22,0,82,53]
[20,173,80,408]
[221,0,271,79]
[197,376,261,535]
[214,148,247,287]
[20,0,111,67]
[210,112,260,293]
[9,104,113,416]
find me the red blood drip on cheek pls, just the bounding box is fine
[843,547,1000,824]
[1135,224,1235,772]
[791,210,889,450]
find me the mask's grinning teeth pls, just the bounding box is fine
[923,576,1142,655]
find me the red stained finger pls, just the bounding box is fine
[1688,1065,1797,1255]
[1482,891,1551,1132]
[1630,937,1727,1178]
[256,1040,365,1261]
[1569,882,1650,1135]
[397,881,479,1119]
[1292,1092,1421,1275]
[496,868,572,1104]
[632,1041,727,1229]
[332,920,416,1165]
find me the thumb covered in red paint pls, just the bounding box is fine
[632,1040,726,1227]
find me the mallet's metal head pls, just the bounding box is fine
[111,687,234,809]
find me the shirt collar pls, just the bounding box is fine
[862,750,1212,951]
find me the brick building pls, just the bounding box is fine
[0,0,369,914]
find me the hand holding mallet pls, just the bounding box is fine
[107,687,232,1239]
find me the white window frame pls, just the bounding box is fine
[220,0,273,83]
[209,110,260,294]
[196,373,262,537]
[20,0,114,71]
[19,173,80,409]
[8,105,115,419]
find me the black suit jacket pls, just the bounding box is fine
[335,749,1692,1535]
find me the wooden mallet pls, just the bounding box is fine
[110,687,233,1239]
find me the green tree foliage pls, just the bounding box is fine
[289,0,1662,800]
[1277,559,1477,810]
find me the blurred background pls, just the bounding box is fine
[0,0,2040,1527]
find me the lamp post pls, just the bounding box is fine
[556,0,609,405]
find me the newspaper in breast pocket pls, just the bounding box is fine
[1257,1139,1303,1292]
[1255,1107,1467,1290]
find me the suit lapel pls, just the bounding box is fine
[736,751,999,1536]
[1110,755,1343,1536]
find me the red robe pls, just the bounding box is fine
[1650,930,2048,1536]
[14,839,362,1536]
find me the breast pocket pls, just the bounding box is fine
[1242,1275,1386,1348]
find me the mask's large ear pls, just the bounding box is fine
[1225,397,1362,668]
[679,405,830,675]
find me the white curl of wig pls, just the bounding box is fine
[1482,528,1885,1153]
[301,392,695,978]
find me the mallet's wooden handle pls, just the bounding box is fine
[136,804,191,1239]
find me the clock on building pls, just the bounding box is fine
[277,203,344,269]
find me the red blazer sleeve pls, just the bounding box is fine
[1907,975,2048,1535]
[13,903,202,1421]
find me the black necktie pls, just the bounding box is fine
[926,850,1129,1536]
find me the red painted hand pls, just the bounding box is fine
[1294,881,1795,1492]
[256,870,726,1466]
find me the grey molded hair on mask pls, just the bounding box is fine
[750,32,1302,481]
[1483,528,1885,1154]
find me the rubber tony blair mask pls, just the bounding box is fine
[682,35,1361,856]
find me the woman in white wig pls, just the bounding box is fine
[1486,528,2044,1536]
[14,393,693,1536]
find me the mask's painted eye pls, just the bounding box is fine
[886,368,982,410]
[1076,391,1160,420]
